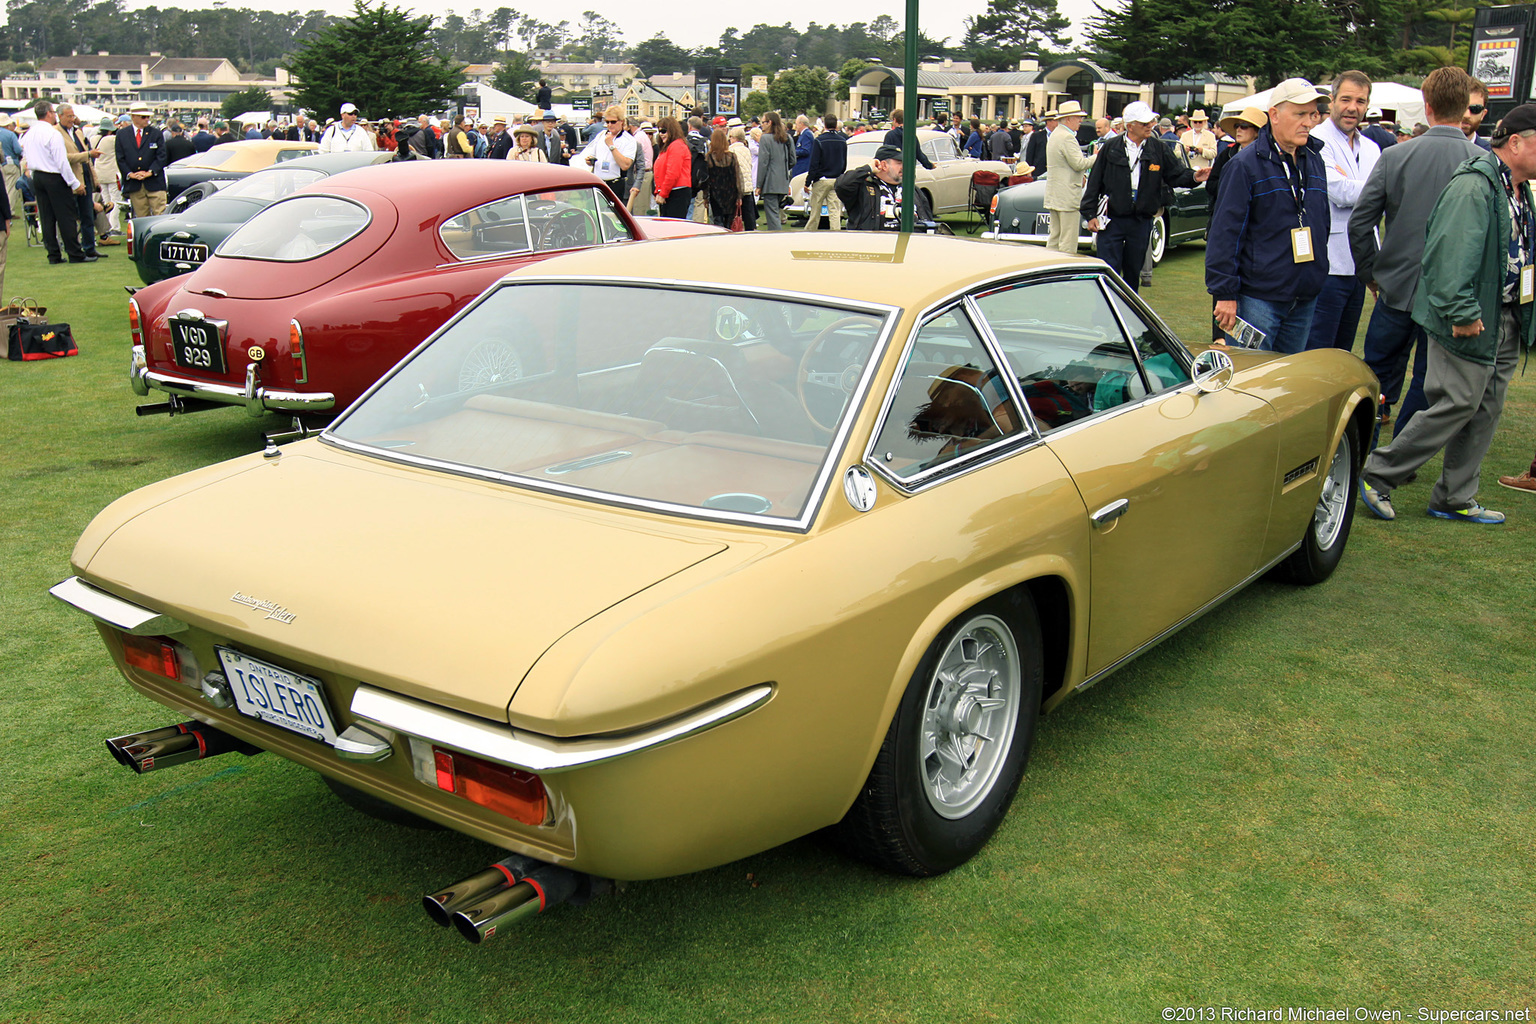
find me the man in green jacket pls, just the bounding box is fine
[1359,104,1536,524]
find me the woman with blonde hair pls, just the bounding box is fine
[507,123,547,161]
[728,125,757,230]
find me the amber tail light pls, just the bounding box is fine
[120,633,181,681]
[432,747,548,826]
[289,320,308,384]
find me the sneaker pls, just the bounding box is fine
[1426,503,1505,524]
[1360,480,1395,520]
[1498,470,1536,494]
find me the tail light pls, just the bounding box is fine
[289,320,308,384]
[990,196,998,215]
[430,747,548,826]
[125,218,135,257]
[120,633,181,682]
[128,296,143,346]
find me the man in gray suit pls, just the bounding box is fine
[1350,66,1482,441]
[1043,102,1094,254]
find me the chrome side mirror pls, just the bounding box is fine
[1192,348,1234,394]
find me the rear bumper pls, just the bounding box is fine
[131,344,335,417]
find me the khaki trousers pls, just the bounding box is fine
[2,163,19,229]
[128,188,166,217]
[1045,207,1078,254]
[803,178,842,230]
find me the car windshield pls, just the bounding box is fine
[217,167,327,202]
[216,195,369,261]
[328,282,893,526]
[847,140,880,162]
[175,148,235,168]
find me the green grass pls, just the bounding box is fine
[2,232,1534,1022]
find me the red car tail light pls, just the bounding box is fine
[289,320,308,384]
[125,218,135,257]
[432,746,548,826]
[120,633,181,681]
[128,297,143,346]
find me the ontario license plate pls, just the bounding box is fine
[159,241,208,265]
[169,316,227,374]
[218,647,339,745]
[1035,212,1052,234]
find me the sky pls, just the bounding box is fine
[86,0,1104,52]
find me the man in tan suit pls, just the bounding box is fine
[1044,101,1094,254]
[1179,110,1218,169]
[55,103,106,260]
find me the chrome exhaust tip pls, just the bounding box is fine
[450,864,581,944]
[105,722,261,773]
[421,854,543,927]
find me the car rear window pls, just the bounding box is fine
[175,148,234,168]
[219,167,326,202]
[439,188,635,261]
[216,195,370,262]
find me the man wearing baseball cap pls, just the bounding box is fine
[835,144,933,230]
[1357,103,1536,525]
[319,103,376,153]
[1205,78,1332,352]
[1079,101,1207,292]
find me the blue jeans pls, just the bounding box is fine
[1232,295,1318,354]
[1305,274,1366,351]
[1361,299,1429,436]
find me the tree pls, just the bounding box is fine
[767,65,831,117]
[221,86,272,120]
[286,0,465,120]
[564,10,624,62]
[491,52,538,99]
[1216,0,1341,87]
[964,0,1071,72]
[836,58,873,101]
[628,34,694,75]
[743,89,772,118]
[1086,0,1214,95]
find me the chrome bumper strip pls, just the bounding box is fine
[133,353,335,416]
[351,683,774,774]
[50,576,189,635]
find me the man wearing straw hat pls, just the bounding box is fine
[115,103,167,217]
[1043,101,1094,255]
[1179,110,1217,169]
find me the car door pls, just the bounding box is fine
[921,135,963,214]
[971,273,1280,678]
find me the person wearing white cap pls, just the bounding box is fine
[1361,106,1396,150]
[1043,101,1094,254]
[319,103,376,153]
[1079,101,1207,292]
[1304,70,1380,353]
[1205,78,1332,352]
[115,103,167,217]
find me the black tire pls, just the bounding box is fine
[832,590,1044,876]
[1274,422,1359,585]
[322,775,444,831]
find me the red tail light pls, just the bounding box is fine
[128,297,143,346]
[432,746,547,826]
[125,218,135,257]
[288,320,308,384]
[120,633,181,681]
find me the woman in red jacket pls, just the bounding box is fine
[651,116,694,219]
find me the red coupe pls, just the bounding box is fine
[129,161,720,422]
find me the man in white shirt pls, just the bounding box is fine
[21,100,91,263]
[318,103,376,153]
[576,105,636,192]
[626,116,653,215]
[1305,70,1381,351]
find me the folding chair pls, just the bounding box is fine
[968,170,1002,228]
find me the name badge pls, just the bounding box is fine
[1522,265,1534,304]
[1148,164,1160,172]
[1291,226,1314,263]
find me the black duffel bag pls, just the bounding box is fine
[7,299,76,361]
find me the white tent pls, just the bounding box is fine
[1223,81,1425,129]
[15,102,114,128]
[467,84,538,122]
[234,110,274,127]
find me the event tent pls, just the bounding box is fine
[1222,81,1425,129]
[465,84,538,123]
[14,102,114,127]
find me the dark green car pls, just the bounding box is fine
[128,152,397,286]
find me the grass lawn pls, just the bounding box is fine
[2,226,1533,1023]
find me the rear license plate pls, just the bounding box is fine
[159,241,208,265]
[1035,212,1052,234]
[218,647,339,745]
[169,316,227,374]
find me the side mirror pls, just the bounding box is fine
[1191,347,1234,394]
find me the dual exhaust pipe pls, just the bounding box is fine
[424,854,584,943]
[106,721,261,773]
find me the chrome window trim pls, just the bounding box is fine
[351,683,774,774]
[963,292,1043,438]
[438,193,534,263]
[1095,272,1196,376]
[322,276,900,533]
[50,576,189,635]
[214,194,372,263]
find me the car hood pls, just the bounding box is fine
[76,446,728,722]
[145,195,271,235]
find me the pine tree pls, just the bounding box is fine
[286,0,465,121]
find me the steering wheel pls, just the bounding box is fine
[540,208,594,250]
[796,316,878,434]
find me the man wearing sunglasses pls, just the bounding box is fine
[575,106,636,190]
[1465,81,1492,151]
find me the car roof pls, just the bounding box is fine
[503,231,1091,312]
[254,151,394,174]
[301,159,619,219]
[174,139,319,171]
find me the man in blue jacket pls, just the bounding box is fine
[803,115,847,231]
[1206,79,1332,352]
[792,115,814,178]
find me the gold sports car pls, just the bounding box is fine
[54,232,1377,943]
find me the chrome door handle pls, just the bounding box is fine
[1090,499,1129,527]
